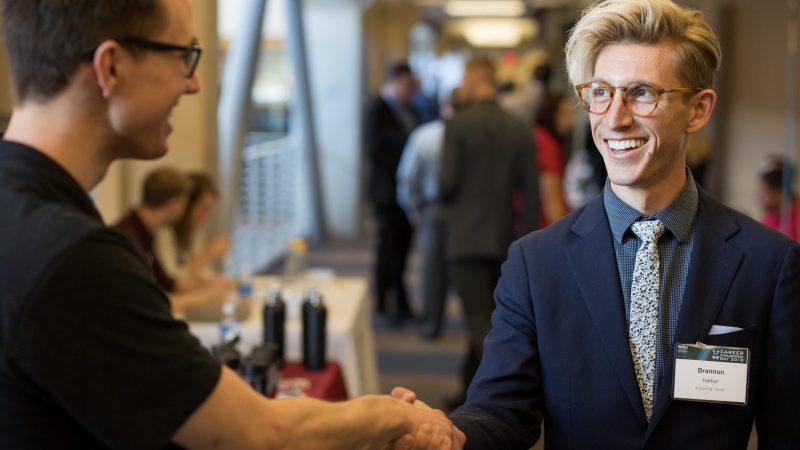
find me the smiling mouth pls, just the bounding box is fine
[606,138,647,151]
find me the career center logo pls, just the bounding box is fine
[712,349,720,360]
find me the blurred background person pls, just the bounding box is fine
[115,168,227,313]
[439,56,539,409]
[534,94,573,226]
[156,172,231,290]
[758,156,798,240]
[365,61,419,325]
[564,123,608,210]
[115,167,192,294]
[500,63,552,128]
[396,88,464,340]
[411,75,440,125]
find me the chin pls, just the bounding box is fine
[607,169,646,189]
[130,146,168,161]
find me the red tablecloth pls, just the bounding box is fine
[281,361,348,401]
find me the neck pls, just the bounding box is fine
[3,82,113,192]
[611,169,687,216]
[470,83,496,102]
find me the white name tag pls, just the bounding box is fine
[672,342,749,405]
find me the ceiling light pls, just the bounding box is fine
[454,18,537,48]
[444,1,526,17]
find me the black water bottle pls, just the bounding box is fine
[302,289,327,370]
[262,288,286,364]
[211,342,241,372]
[242,354,268,396]
[250,342,281,398]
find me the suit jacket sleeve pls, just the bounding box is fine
[450,240,543,449]
[756,240,800,447]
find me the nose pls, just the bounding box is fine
[185,71,201,94]
[605,90,634,129]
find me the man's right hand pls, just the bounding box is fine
[389,387,466,450]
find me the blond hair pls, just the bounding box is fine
[565,0,721,88]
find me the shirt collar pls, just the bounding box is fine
[0,140,103,222]
[604,168,699,244]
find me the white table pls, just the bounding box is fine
[186,275,380,397]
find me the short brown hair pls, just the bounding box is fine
[173,172,218,252]
[2,0,167,103]
[141,167,191,208]
[465,56,497,86]
[565,0,721,89]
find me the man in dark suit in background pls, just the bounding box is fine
[441,0,800,448]
[439,56,539,408]
[365,62,419,324]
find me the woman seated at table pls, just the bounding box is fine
[156,172,232,290]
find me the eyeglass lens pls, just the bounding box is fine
[579,82,659,116]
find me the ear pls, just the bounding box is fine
[685,88,717,133]
[91,40,122,99]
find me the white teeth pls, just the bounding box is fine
[607,139,646,150]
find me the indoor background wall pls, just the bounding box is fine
[305,0,365,237]
[717,0,797,217]
[363,2,420,94]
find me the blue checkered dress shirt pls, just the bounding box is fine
[603,170,698,399]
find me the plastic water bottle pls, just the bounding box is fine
[219,294,240,345]
[283,238,308,283]
[302,288,327,370]
[262,288,286,363]
[238,264,253,301]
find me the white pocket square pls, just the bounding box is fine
[708,325,744,336]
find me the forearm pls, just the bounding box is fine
[267,396,409,450]
[184,251,213,278]
[176,368,458,450]
[167,289,216,314]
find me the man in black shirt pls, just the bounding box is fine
[0,1,463,449]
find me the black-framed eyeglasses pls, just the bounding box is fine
[575,81,701,117]
[82,37,202,78]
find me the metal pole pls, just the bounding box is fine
[217,0,268,234]
[286,0,326,242]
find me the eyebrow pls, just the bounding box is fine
[590,79,660,86]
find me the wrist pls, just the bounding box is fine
[354,395,412,442]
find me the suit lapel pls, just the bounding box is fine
[645,190,744,439]
[566,197,648,429]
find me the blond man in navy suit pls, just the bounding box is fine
[398,1,799,448]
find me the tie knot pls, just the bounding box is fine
[631,220,666,243]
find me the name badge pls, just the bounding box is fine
[672,342,749,405]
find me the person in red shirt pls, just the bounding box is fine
[534,94,574,226]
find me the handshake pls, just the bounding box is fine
[385,386,466,450]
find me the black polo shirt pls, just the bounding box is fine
[0,140,221,449]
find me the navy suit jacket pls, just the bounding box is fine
[451,187,800,450]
